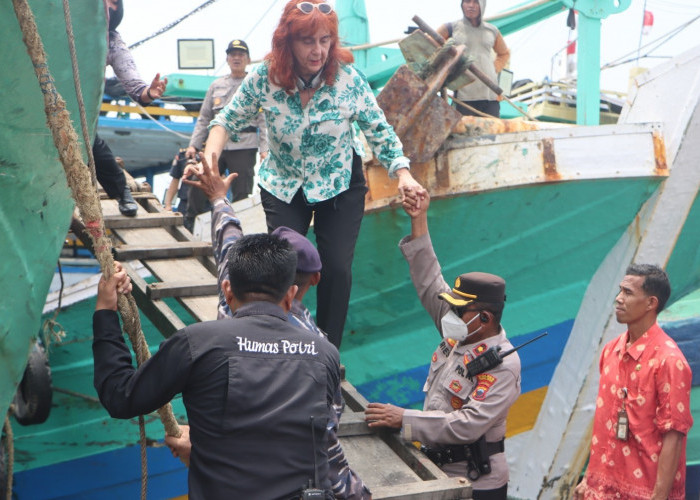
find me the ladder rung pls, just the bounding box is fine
[114,242,213,260]
[104,213,183,229]
[147,280,218,299]
[100,191,158,200]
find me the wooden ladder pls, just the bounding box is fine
[96,190,472,500]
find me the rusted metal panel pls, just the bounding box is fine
[363,122,668,212]
[451,115,545,136]
[652,128,668,174]
[541,137,560,181]
[378,65,461,163]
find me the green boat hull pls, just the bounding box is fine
[0,0,106,418]
[333,179,667,389]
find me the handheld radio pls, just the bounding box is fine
[466,332,548,379]
[301,416,325,500]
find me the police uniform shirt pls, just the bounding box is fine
[402,331,520,490]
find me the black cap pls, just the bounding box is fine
[438,272,506,307]
[226,39,249,55]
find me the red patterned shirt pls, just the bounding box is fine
[584,323,693,499]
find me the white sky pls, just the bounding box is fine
[115,0,700,94]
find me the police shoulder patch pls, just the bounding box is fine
[449,379,463,393]
[451,396,463,409]
[471,373,497,401]
[473,343,488,356]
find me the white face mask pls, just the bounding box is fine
[440,309,482,342]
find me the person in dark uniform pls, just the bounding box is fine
[100,0,167,216]
[93,236,340,499]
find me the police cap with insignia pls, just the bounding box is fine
[226,39,249,55]
[438,272,506,307]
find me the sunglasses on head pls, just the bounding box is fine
[297,2,333,14]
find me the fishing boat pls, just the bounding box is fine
[4,0,699,499]
[0,0,106,440]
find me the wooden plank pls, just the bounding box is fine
[99,191,157,200]
[100,102,199,118]
[371,478,471,500]
[143,198,218,276]
[147,280,218,299]
[338,411,373,437]
[342,379,371,411]
[114,241,213,260]
[340,433,471,498]
[105,213,184,229]
[340,381,446,482]
[342,434,422,487]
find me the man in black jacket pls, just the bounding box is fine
[93,235,340,499]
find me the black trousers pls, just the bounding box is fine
[261,153,367,348]
[455,99,501,118]
[472,484,507,500]
[218,149,257,202]
[93,134,126,199]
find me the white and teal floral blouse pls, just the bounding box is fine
[210,62,410,203]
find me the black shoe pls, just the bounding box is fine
[118,186,138,216]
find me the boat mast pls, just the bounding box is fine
[562,0,631,125]
[336,0,370,69]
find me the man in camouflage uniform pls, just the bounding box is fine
[167,155,370,499]
[365,191,521,500]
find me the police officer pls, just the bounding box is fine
[93,233,339,499]
[185,39,268,203]
[364,190,521,500]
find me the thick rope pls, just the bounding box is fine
[139,415,148,499]
[61,0,97,188]
[3,413,14,500]
[11,0,181,443]
[63,0,154,488]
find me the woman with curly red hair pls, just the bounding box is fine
[202,0,426,349]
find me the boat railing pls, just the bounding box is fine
[508,80,625,123]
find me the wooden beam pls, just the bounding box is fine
[147,280,218,299]
[100,191,158,200]
[104,213,184,229]
[341,379,371,412]
[338,411,373,437]
[100,102,199,118]
[122,262,186,339]
[371,477,471,500]
[114,241,213,260]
